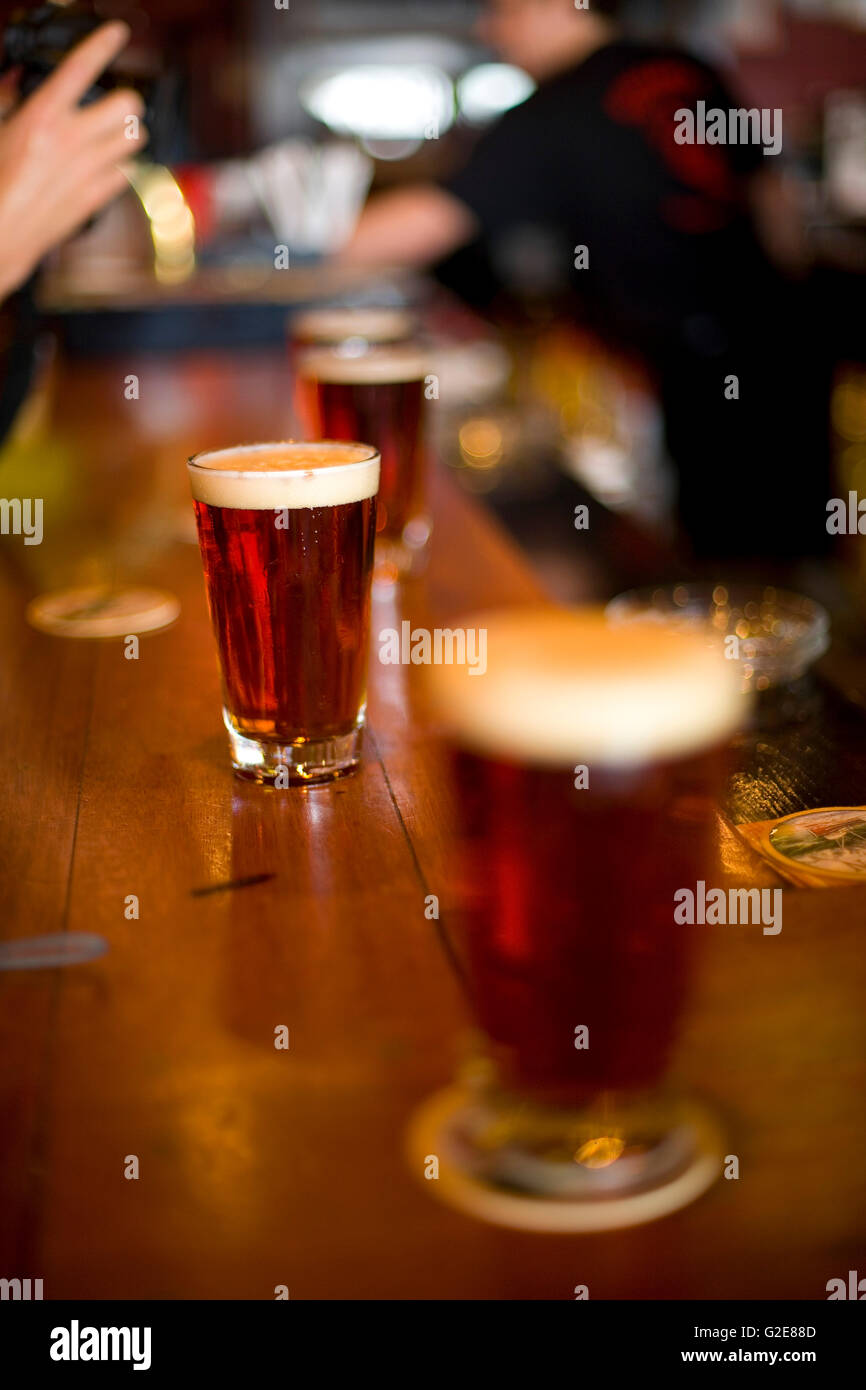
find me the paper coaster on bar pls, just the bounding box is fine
[738,806,866,887]
[26,586,180,639]
[407,1086,723,1233]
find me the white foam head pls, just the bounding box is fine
[297,344,430,385]
[293,306,414,345]
[426,606,746,766]
[187,441,380,510]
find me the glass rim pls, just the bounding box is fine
[290,305,415,336]
[187,439,381,478]
[295,341,430,382]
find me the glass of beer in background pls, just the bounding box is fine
[288,307,416,450]
[420,606,745,1230]
[295,343,431,582]
[188,442,379,785]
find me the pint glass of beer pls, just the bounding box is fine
[420,606,745,1229]
[188,442,379,785]
[295,344,431,581]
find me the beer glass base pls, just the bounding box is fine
[223,710,364,786]
[407,1083,723,1233]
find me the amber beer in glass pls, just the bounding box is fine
[424,607,745,1227]
[295,344,430,579]
[188,442,379,784]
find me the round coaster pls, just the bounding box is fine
[26,586,180,639]
[764,806,866,885]
[406,1086,723,1233]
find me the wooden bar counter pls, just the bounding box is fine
[0,348,864,1299]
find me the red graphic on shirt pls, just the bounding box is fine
[605,60,742,233]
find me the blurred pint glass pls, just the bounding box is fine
[188,442,379,785]
[296,344,431,580]
[424,607,745,1226]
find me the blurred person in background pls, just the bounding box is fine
[341,0,832,567]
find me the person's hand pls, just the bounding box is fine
[0,21,148,299]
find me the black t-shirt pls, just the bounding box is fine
[444,40,773,358]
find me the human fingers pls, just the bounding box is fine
[74,86,144,144]
[34,159,134,251]
[28,21,130,119]
[78,114,149,168]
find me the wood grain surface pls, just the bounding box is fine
[0,349,863,1300]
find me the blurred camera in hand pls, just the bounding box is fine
[2,1,176,163]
